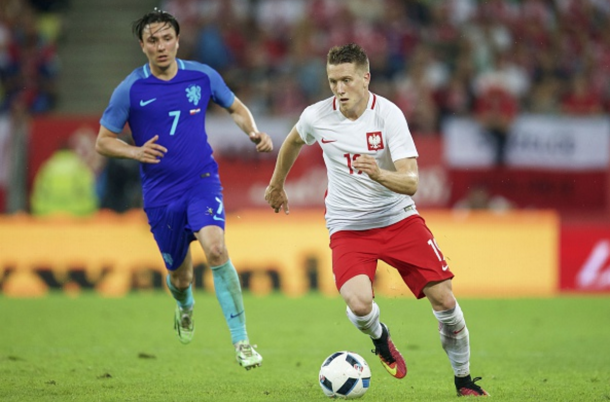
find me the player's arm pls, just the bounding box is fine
[264,126,306,214]
[352,156,419,196]
[95,125,167,164]
[225,96,273,153]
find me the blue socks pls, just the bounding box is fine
[211,260,248,344]
[166,275,194,310]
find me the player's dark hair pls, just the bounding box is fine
[132,8,180,40]
[327,43,369,72]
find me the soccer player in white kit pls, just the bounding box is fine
[264,43,488,397]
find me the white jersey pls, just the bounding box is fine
[295,92,419,235]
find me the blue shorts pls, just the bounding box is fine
[144,183,225,271]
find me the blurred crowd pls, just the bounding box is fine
[162,0,610,135]
[1,0,610,128]
[2,0,610,216]
[0,0,66,214]
[0,0,65,116]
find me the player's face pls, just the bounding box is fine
[327,62,370,118]
[140,22,179,72]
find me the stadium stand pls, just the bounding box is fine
[1,0,610,215]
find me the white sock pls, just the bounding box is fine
[346,301,383,339]
[433,302,470,377]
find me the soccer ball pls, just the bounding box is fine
[319,351,371,399]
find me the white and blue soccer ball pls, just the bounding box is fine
[319,351,371,399]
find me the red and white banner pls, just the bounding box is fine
[561,222,610,292]
[443,116,610,169]
[448,168,608,213]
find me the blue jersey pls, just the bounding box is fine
[100,59,235,208]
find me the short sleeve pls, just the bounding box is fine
[385,103,418,161]
[295,106,317,145]
[197,64,235,108]
[100,80,131,134]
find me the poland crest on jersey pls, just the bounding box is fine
[186,84,202,106]
[366,131,384,151]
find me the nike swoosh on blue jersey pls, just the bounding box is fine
[213,216,225,221]
[139,98,157,107]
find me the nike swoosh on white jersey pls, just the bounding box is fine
[140,98,157,107]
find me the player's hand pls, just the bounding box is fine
[133,135,167,163]
[264,184,289,214]
[352,154,381,180]
[249,132,274,153]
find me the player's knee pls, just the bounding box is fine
[434,294,457,312]
[424,280,456,311]
[205,243,226,265]
[170,272,192,290]
[346,297,373,317]
[350,304,372,317]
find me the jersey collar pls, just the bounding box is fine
[142,58,185,78]
[332,91,377,111]
[368,92,377,110]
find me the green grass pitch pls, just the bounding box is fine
[1,292,609,401]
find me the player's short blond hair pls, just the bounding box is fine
[327,43,370,72]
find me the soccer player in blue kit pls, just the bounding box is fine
[95,9,271,370]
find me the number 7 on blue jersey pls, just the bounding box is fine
[169,110,181,135]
